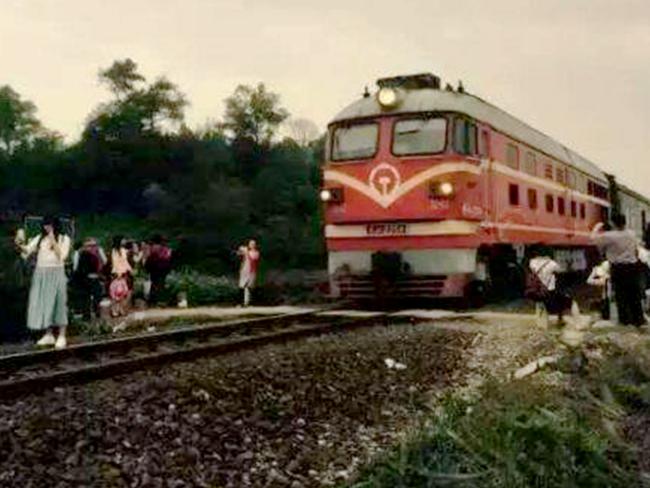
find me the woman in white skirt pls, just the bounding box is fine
[21,217,71,349]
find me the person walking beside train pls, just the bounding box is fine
[591,215,646,327]
[527,245,576,328]
[237,240,260,307]
[19,216,71,349]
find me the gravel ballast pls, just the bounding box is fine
[0,320,476,487]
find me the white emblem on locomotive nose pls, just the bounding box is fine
[369,163,401,197]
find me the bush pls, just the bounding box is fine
[164,269,239,306]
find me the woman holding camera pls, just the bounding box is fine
[21,216,71,349]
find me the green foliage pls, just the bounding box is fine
[351,379,636,488]
[164,269,239,306]
[88,58,188,140]
[0,85,43,155]
[221,83,289,145]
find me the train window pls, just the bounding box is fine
[567,171,576,189]
[478,129,490,157]
[577,174,587,193]
[527,189,538,209]
[571,201,577,217]
[509,184,520,206]
[544,163,554,180]
[558,197,566,215]
[556,166,565,185]
[524,152,536,175]
[580,203,586,219]
[331,123,379,161]
[545,194,554,213]
[393,118,447,156]
[506,144,519,169]
[452,119,476,155]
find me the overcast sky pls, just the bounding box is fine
[2,0,649,193]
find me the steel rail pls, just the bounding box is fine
[0,311,387,397]
[0,308,327,373]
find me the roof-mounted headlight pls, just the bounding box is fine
[377,87,399,108]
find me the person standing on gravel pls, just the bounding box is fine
[592,215,646,327]
[527,245,578,328]
[19,216,71,349]
[237,240,260,307]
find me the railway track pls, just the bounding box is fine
[0,308,392,397]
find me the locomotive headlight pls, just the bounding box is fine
[320,187,344,203]
[377,87,398,108]
[429,181,455,199]
[439,182,454,196]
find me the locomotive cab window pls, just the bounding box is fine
[392,117,447,156]
[331,122,378,161]
[453,118,477,156]
[558,197,566,215]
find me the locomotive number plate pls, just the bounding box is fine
[366,223,408,236]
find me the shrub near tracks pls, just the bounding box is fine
[0,323,473,487]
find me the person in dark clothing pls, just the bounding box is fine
[144,235,172,305]
[73,237,107,321]
[592,214,646,326]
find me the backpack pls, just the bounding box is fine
[524,261,551,301]
[109,277,129,301]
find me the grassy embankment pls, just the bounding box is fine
[349,337,650,487]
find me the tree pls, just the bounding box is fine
[221,83,289,145]
[284,117,320,147]
[86,59,188,139]
[0,85,42,155]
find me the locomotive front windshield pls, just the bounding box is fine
[331,122,378,161]
[392,117,447,155]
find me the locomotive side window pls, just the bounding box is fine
[571,201,577,217]
[545,194,554,213]
[566,170,576,189]
[452,118,476,155]
[331,123,379,161]
[580,203,586,219]
[558,197,566,215]
[509,184,519,206]
[478,129,490,157]
[528,189,538,209]
[524,152,536,175]
[506,144,519,169]
[544,162,554,180]
[393,118,447,155]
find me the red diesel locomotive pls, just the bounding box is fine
[321,73,650,299]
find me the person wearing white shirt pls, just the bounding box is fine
[528,245,577,327]
[587,260,611,320]
[20,217,71,349]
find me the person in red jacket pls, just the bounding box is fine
[237,240,260,307]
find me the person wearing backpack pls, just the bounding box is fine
[526,245,576,328]
[73,237,107,321]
